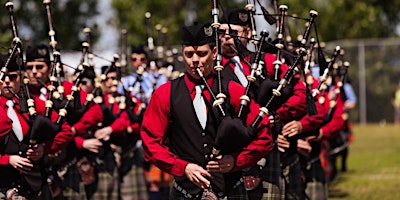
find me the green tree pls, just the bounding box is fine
[0,0,99,51]
[111,0,244,47]
[280,0,400,41]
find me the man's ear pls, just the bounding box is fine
[212,46,217,60]
[245,27,252,39]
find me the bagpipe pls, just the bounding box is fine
[0,2,66,196]
[4,1,61,147]
[205,0,326,157]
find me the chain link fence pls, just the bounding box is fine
[325,38,400,124]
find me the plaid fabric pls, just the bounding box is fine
[281,153,305,200]
[61,164,88,199]
[247,180,283,200]
[62,182,88,199]
[120,164,149,200]
[319,140,333,182]
[87,168,119,200]
[303,158,326,184]
[261,147,282,186]
[247,145,282,200]
[305,181,327,200]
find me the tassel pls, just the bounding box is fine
[306,87,317,116]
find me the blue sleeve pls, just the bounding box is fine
[344,83,357,103]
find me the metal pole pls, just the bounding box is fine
[358,41,367,125]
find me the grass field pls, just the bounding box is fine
[328,124,400,200]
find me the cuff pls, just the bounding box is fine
[171,159,190,177]
[0,154,10,166]
[74,136,85,150]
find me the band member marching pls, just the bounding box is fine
[94,64,147,200]
[0,54,74,199]
[141,23,273,199]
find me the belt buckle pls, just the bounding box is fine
[201,188,218,200]
[6,188,19,200]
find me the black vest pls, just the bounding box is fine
[167,76,241,196]
[0,131,42,193]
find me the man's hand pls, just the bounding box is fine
[9,155,33,174]
[94,126,112,141]
[185,163,212,189]
[206,155,234,173]
[306,129,324,143]
[297,139,312,157]
[26,143,45,161]
[282,120,303,138]
[82,138,103,153]
[277,134,290,152]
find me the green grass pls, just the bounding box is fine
[328,124,400,200]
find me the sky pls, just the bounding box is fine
[63,0,119,74]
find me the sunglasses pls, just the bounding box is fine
[106,76,117,81]
[81,79,92,85]
[5,73,19,81]
[26,65,45,70]
[131,57,146,62]
[218,28,243,36]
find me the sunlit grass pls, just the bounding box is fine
[328,124,400,200]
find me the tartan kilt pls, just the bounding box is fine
[120,164,148,200]
[303,159,326,184]
[62,182,88,199]
[319,140,332,181]
[247,180,284,200]
[280,153,305,200]
[87,168,119,200]
[247,147,283,200]
[305,181,327,200]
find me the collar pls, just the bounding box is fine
[0,96,19,109]
[184,73,213,94]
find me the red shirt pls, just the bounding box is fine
[140,74,272,177]
[320,87,346,138]
[300,76,327,132]
[103,92,141,134]
[222,53,307,122]
[0,107,12,142]
[73,89,103,149]
[0,96,74,165]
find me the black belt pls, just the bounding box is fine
[173,178,243,199]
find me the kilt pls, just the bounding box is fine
[62,164,88,199]
[247,146,282,200]
[305,181,327,200]
[319,140,333,182]
[86,168,119,200]
[62,182,88,199]
[120,164,148,200]
[247,180,284,200]
[281,153,305,200]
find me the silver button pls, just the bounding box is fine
[203,143,208,147]
[201,132,206,136]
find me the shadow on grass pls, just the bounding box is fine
[328,174,350,198]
